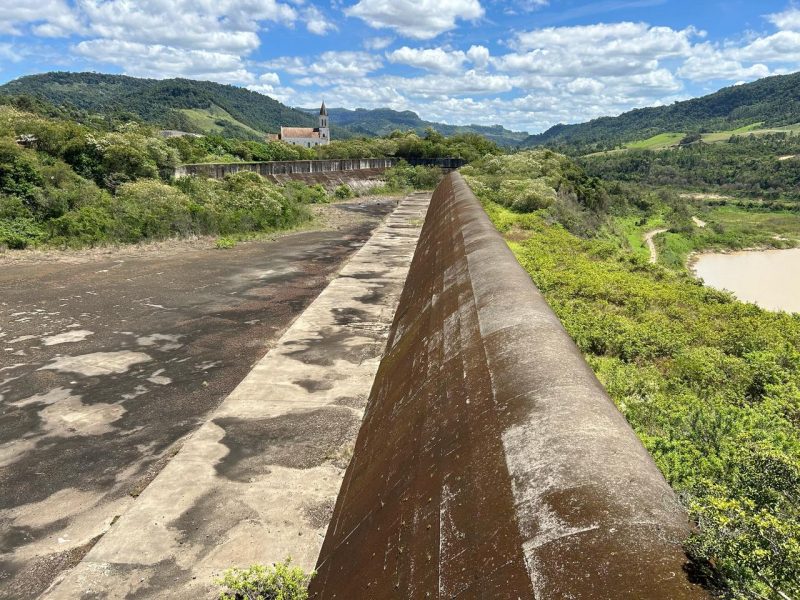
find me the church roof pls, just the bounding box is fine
[320,101,328,116]
[280,127,320,138]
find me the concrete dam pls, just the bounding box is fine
[310,173,708,598]
[32,171,709,599]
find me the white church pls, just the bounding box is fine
[272,102,330,148]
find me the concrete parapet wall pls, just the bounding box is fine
[310,172,710,599]
[173,158,398,179]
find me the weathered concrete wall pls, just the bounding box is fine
[310,173,710,599]
[172,158,468,180]
[265,167,390,194]
[173,158,398,179]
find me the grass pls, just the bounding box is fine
[480,198,800,600]
[625,132,685,150]
[593,123,800,157]
[610,214,667,260]
[178,104,264,137]
[653,204,800,268]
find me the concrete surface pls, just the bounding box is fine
[39,192,430,599]
[311,174,709,599]
[0,199,400,599]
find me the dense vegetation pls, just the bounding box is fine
[527,71,800,152]
[580,134,800,200]
[0,72,317,140]
[463,150,800,600]
[0,100,473,249]
[0,105,326,249]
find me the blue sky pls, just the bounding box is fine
[1,0,799,132]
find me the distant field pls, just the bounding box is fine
[178,104,264,137]
[708,205,800,239]
[624,132,684,150]
[654,204,800,268]
[590,122,800,157]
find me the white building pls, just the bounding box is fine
[274,102,330,148]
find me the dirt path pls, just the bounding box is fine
[692,216,707,228]
[0,198,399,599]
[644,228,669,264]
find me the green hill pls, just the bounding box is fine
[527,71,800,150]
[0,72,527,145]
[0,72,318,140]
[308,107,529,147]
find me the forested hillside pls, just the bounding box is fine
[0,72,527,145]
[0,73,321,139]
[302,107,528,146]
[527,71,800,151]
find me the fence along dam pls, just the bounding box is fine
[310,173,709,598]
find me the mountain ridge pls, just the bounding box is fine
[0,72,528,145]
[526,71,800,150]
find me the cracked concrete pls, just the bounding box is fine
[40,192,430,599]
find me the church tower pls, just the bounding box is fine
[319,101,329,141]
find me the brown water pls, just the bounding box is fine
[693,248,800,313]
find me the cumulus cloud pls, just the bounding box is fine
[266,51,384,77]
[345,0,484,39]
[387,47,467,72]
[303,5,337,35]
[364,37,394,50]
[0,1,80,36]
[74,40,255,83]
[504,22,699,77]
[78,0,296,54]
[767,6,800,31]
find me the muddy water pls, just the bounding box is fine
[693,248,800,313]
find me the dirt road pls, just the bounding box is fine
[644,228,669,264]
[0,199,397,598]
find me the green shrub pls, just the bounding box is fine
[384,162,442,190]
[216,559,314,600]
[499,178,558,212]
[0,216,46,249]
[215,237,236,249]
[112,180,194,242]
[333,184,354,199]
[48,200,114,247]
[467,157,800,599]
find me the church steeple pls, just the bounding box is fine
[318,101,329,138]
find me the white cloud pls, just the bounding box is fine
[258,72,281,85]
[364,36,394,50]
[767,6,800,31]
[303,5,337,35]
[74,40,255,84]
[0,1,80,36]
[345,0,484,39]
[77,0,297,54]
[0,43,22,70]
[503,22,699,78]
[387,47,467,72]
[267,51,383,77]
[466,45,490,69]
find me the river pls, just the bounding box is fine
[693,247,800,313]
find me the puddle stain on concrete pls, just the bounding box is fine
[213,408,361,479]
[41,330,94,346]
[39,351,152,377]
